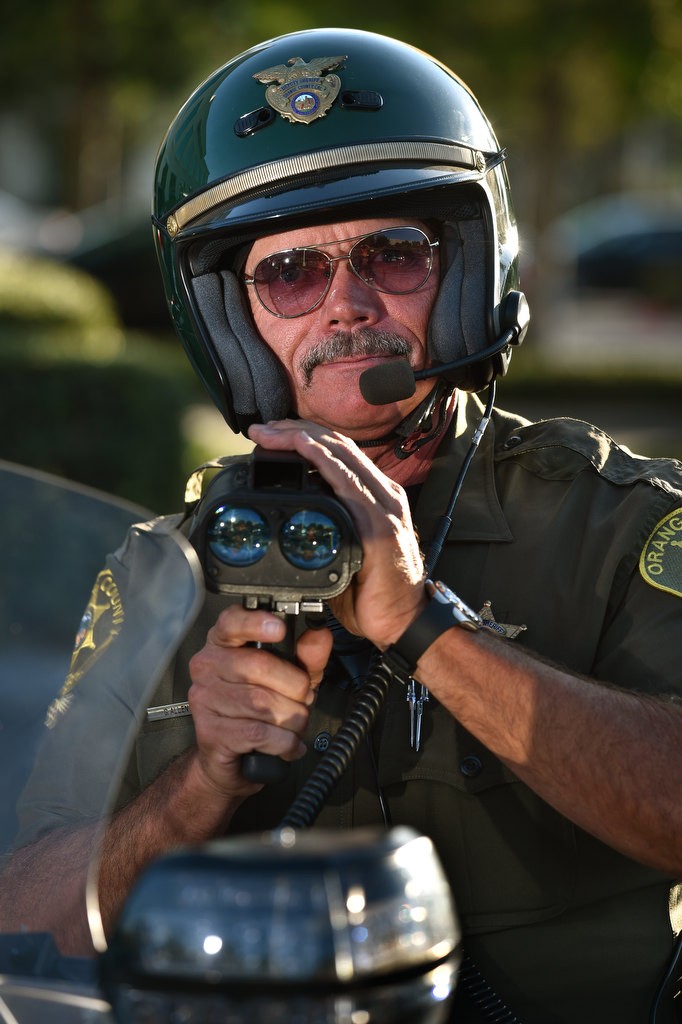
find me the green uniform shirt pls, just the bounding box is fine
[17,395,682,1023]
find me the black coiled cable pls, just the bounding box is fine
[275,383,524,1022]
[278,658,392,830]
[456,955,521,1024]
[277,382,497,831]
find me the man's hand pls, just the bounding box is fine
[188,603,332,799]
[248,420,427,648]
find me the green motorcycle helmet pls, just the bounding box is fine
[153,27,529,435]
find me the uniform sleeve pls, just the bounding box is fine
[593,549,682,700]
[12,518,202,850]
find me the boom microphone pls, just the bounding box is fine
[359,360,417,405]
[359,328,520,406]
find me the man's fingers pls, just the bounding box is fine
[296,626,334,686]
[191,675,309,730]
[207,603,287,648]
[193,682,309,755]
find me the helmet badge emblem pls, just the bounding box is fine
[252,55,347,124]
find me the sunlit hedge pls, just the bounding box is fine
[0,248,199,510]
[0,247,124,359]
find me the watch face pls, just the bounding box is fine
[429,580,482,630]
[428,580,451,602]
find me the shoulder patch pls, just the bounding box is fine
[639,508,682,598]
[45,569,125,728]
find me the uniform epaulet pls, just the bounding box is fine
[496,415,682,496]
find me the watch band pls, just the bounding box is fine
[383,579,483,678]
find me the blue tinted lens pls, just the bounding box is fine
[208,506,271,566]
[281,511,341,570]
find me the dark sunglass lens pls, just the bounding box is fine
[255,250,330,316]
[353,230,432,293]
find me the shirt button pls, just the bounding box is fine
[503,435,523,450]
[460,755,483,778]
[313,731,332,752]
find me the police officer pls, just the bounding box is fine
[6,28,682,1023]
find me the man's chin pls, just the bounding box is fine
[296,392,409,440]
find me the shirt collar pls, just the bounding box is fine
[414,392,514,546]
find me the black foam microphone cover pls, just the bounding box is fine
[359,360,416,405]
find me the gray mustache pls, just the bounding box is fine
[298,329,411,387]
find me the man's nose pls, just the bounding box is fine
[322,259,384,329]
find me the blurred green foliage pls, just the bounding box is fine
[0,356,196,512]
[0,2,680,501]
[0,248,123,357]
[1,0,679,222]
[0,248,200,510]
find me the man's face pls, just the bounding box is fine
[244,218,439,439]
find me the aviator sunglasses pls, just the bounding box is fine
[242,226,439,319]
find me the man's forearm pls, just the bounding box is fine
[96,747,245,943]
[0,748,243,956]
[0,824,97,955]
[418,627,682,875]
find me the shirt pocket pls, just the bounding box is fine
[376,693,577,934]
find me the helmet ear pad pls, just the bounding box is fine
[428,217,493,392]
[190,269,291,428]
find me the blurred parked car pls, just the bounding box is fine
[0,189,168,332]
[60,214,168,332]
[550,192,682,307]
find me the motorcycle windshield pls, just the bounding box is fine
[0,461,202,994]
[0,462,460,1024]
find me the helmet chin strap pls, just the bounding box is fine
[355,380,454,458]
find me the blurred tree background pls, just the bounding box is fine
[0,0,681,509]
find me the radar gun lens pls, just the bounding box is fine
[208,506,271,566]
[280,511,341,570]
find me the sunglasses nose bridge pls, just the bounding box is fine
[324,247,371,290]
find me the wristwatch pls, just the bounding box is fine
[383,579,483,678]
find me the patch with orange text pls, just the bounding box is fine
[639,508,682,598]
